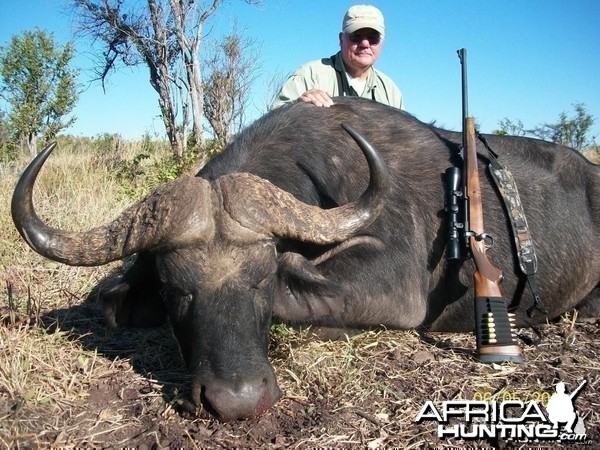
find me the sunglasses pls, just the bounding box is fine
[347,32,382,46]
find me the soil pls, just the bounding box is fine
[1,299,598,449]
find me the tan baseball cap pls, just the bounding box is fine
[342,5,385,36]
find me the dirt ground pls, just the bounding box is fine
[1,292,598,449]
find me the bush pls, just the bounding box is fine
[114,140,199,200]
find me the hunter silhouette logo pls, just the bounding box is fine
[415,378,590,443]
[546,380,587,433]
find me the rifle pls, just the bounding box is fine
[447,49,523,363]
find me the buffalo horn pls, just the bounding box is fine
[11,143,215,266]
[218,124,389,244]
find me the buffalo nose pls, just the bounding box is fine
[195,366,281,421]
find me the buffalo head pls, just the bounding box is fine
[11,125,389,420]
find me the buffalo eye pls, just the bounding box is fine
[162,288,193,317]
[252,274,274,292]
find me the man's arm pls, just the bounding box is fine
[272,75,334,109]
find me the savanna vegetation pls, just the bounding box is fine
[1,1,599,447]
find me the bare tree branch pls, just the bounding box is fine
[203,24,259,150]
[71,0,262,159]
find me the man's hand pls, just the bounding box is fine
[299,89,334,107]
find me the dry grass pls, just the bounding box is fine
[0,140,175,447]
[1,145,129,317]
[269,323,599,449]
[0,140,598,448]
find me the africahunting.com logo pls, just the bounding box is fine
[415,379,590,443]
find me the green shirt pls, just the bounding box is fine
[272,51,404,110]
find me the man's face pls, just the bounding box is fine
[339,28,383,76]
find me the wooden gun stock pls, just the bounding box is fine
[466,117,502,295]
[464,116,523,363]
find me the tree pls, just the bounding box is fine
[494,103,596,151]
[72,0,260,160]
[530,103,595,151]
[0,109,17,162]
[0,29,79,158]
[73,0,185,156]
[0,110,10,148]
[492,118,525,137]
[203,27,258,150]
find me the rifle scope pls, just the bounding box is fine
[445,166,462,260]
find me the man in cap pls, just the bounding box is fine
[272,5,403,109]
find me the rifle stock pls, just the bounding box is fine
[465,117,502,295]
[458,51,523,363]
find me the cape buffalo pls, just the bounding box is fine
[12,98,600,421]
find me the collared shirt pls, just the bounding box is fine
[271,51,404,110]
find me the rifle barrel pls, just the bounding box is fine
[458,48,468,124]
[569,380,587,399]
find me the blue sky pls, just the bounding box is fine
[1,0,599,142]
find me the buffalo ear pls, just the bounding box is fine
[99,279,168,329]
[277,252,342,297]
[100,279,130,329]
